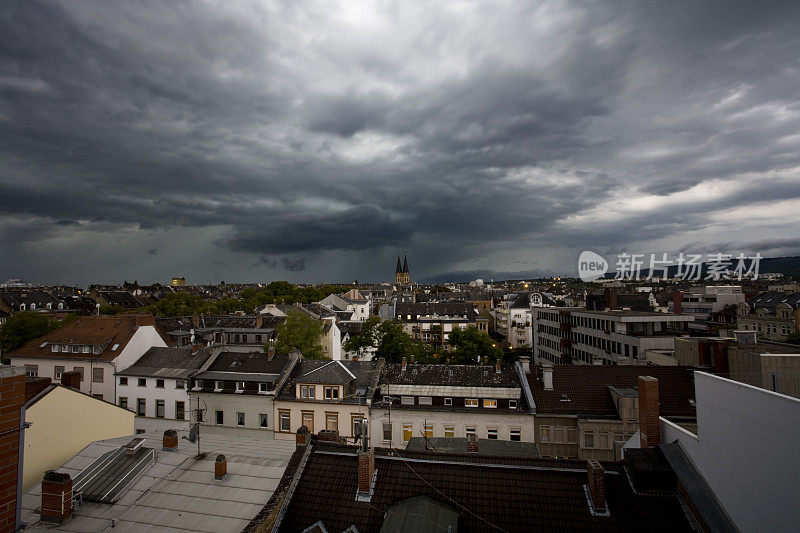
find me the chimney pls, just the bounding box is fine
[193,313,200,328]
[296,425,311,448]
[401,357,407,372]
[495,361,501,374]
[542,366,554,391]
[520,355,531,373]
[603,288,618,310]
[672,291,684,315]
[214,454,227,480]
[467,434,478,453]
[60,371,81,390]
[256,313,263,328]
[357,448,375,496]
[638,376,660,448]
[163,429,178,451]
[317,430,340,442]
[40,471,72,524]
[409,354,415,364]
[134,314,156,327]
[586,460,606,514]
[0,367,26,529]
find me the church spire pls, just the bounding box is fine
[402,254,409,273]
[396,255,403,274]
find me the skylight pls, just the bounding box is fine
[111,343,120,351]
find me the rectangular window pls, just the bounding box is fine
[71,345,80,353]
[352,415,363,438]
[541,426,550,443]
[93,346,101,354]
[400,396,414,405]
[567,427,577,444]
[598,432,610,449]
[51,345,60,352]
[215,381,223,391]
[119,397,128,409]
[193,379,203,390]
[54,366,65,380]
[301,384,315,398]
[509,400,518,409]
[72,366,84,381]
[92,367,104,383]
[444,398,453,406]
[137,377,146,387]
[83,346,91,353]
[483,399,497,409]
[119,376,128,386]
[418,397,432,405]
[237,412,245,426]
[465,426,476,438]
[197,409,203,423]
[216,410,224,425]
[236,381,245,392]
[324,386,339,400]
[175,401,185,420]
[279,410,291,432]
[259,382,268,393]
[382,422,393,442]
[137,398,146,416]
[260,413,268,428]
[155,400,165,418]
[402,423,413,443]
[156,379,164,388]
[302,411,314,433]
[584,431,594,448]
[487,428,498,440]
[465,398,478,407]
[444,425,455,438]
[424,423,433,438]
[510,428,521,441]
[176,380,185,389]
[326,413,338,431]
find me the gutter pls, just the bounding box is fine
[515,360,536,414]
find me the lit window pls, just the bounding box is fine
[424,424,433,438]
[444,425,455,438]
[402,423,413,443]
[483,399,497,409]
[465,398,478,407]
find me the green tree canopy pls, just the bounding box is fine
[447,327,504,365]
[0,312,56,353]
[374,320,433,363]
[273,310,324,359]
[343,316,381,355]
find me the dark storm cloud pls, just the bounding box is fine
[1,1,800,283]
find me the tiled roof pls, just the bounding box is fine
[201,351,290,375]
[8,316,151,361]
[98,290,141,307]
[276,444,695,532]
[751,291,800,311]
[117,346,213,378]
[405,437,540,458]
[395,302,477,321]
[0,289,61,308]
[384,363,519,388]
[527,365,696,418]
[279,360,382,401]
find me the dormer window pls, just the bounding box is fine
[483,399,498,408]
[509,400,518,409]
[51,345,60,353]
[192,380,203,390]
[111,344,120,351]
[236,382,245,393]
[300,385,315,398]
[465,398,478,408]
[93,346,101,354]
[444,397,452,406]
[46,303,52,310]
[30,304,35,310]
[71,345,80,353]
[82,346,91,353]
[324,386,339,400]
[214,381,223,392]
[259,382,268,394]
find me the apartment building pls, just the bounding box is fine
[157,313,283,351]
[8,315,167,401]
[395,301,478,351]
[369,361,534,448]
[116,346,213,433]
[533,308,694,365]
[736,291,800,341]
[669,286,745,332]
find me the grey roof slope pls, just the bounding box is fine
[384,363,520,388]
[278,360,383,402]
[750,291,800,311]
[117,346,213,378]
[199,351,291,375]
[395,301,476,320]
[405,436,540,458]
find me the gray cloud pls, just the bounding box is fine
[1,1,800,284]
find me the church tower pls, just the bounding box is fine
[395,252,410,284]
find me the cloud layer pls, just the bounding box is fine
[2,1,800,284]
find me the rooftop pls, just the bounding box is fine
[117,346,213,378]
[383,363,520,388]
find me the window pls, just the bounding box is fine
[300,385,315,398]
[444,425,455,438]
[483,399,497,409]
[119,397,128,409]
[197,409,203,423]
[214,381,223,391]
[509,400,518,409]
[260,413,268,428]
[83,346,91,354]
[71,345,80,353]
[156,400,165,418]
[54,366,65,380]
[382,423,393,442]
[352,415,363,438]
[93,346,101,354]
[402,424,413,443]
[424,423,434,438]
[465,426,476,438]
[583,431,595,448]
[510,428,521,441]
[541,426,550,443]
[567,427,577,444]
[72,366,84,381]
[237,412,245,426]
[175,401,185,420]
[444,398,452,406]
[137,377,146,387]
[92,367,104,383]
[487,428,498,440]
[111,343,120,351]
[216,410,224,425]
[324,386,339,400]
[51,345,60,352]
[302,411,314,433]
[598,432,610,449]
[400,396,414,405]
[119,376,128,386]
[156,379,164,388]
[137,398,146,416]
[553,427,565,444]
[236,382,245,393]
[465,398,478,408]
[279,411,291,432]
[62,344,68,352]
[176,380,185,389]
[136,429,145,435]
[418,396,432,405]
[326,413,338,431]
[258,382,268,393]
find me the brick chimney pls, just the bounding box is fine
[401,357,407,372]
[256,313,263,328]
[163,429,178,451]
[0,367,26,530]
[41,471,72,524]
[603,288,618,310]
[317,430,340,442]
[467,433,478,453]
[542,366,554,391]
[296,425,311,448]
[357,448,375,496]
[638,376,660,448]
[193,313,200,328]
[587,460,606,514]
[672,291,683,315]
[214,454,227,480]
[520,355,531,373]
[60,371,81,390]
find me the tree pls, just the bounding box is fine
[447,327,504,365]
[374,320,432,363]
[343,316,381,356]
[273,310,324,359]
[0,312,54,353]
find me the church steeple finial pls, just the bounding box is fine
[396,254,403,274]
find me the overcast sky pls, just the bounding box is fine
[2,1,800,286]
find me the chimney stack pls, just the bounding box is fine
[467,433,478,453]
[638,376,660,448]
[296,425,310,448]
[60,371,81,390]
[520,356,531,373]
[163,429,178,451]
[41,471,72,524]
[256,313,263,328]
[586,460,606,514]
[495,361,501,374]
[357,448,375,496]
[542,366,554,391]
[401,357,407,372]
[268,338,276,359]
[214,454,227,480]
[672,291,684,315]
[193,313,200,328]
